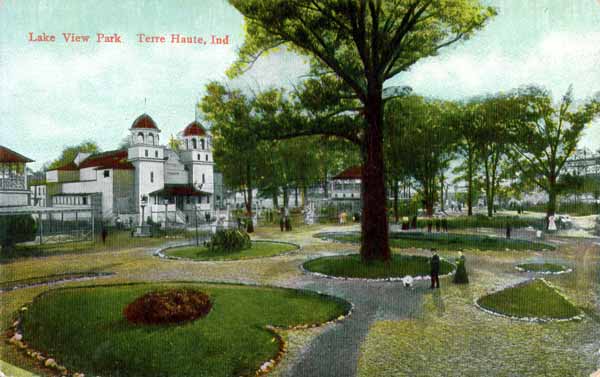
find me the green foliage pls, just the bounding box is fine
[508,86,600,217]
[207,229,251,253]
[303,254,454,279]
[0,215,37,254]
[167,241,297,261]
[47,140,100,170]
[21,283,349,377]
[477,279,581,319]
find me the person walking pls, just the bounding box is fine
[430,249,440,289]
[101,226,108,244]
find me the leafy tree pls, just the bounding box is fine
[201,82,261,232]
[389,96,458,216]
[509,86,600,222]
[168,134,182,151]
[0,215,37,255]
[228,0,495,262]
[48,141,100,169]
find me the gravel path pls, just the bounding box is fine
[281,272,430,377]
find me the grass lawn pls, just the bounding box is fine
[316,231,553,251]
[4,230,168,261]
[415,215,546,230]
[477,279,581,319]
[517,263,568,273]
[303,254,453,279]
[20,283,349,377]
[165,241,298,261]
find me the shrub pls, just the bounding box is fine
[207,229,251,253]
[0,214,37,255]
[123,289,212,325]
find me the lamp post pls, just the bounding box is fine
[164,199,169,230]
[140,195,148,234]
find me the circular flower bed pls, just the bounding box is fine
[161,240,299,261]
[123,289,212,325]
[302,254,454,281]
[515,263,572,275]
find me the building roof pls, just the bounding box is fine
[0,146,34,163]
[332,166,362,180]
[54,162,79,171]
[131,113,159,130]
[182,120,207,136]
[148,184,210,197]
[79,149,134,170]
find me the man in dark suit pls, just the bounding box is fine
[430,249,440,289]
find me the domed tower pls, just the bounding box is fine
[127,114,165,213]
[179,120,213,194]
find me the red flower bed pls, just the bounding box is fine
[123,289,212,325]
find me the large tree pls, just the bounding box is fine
[509,86,600,222]
[228,0,495,261]
[48,141,100,169]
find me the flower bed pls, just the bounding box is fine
[515,263,572,275]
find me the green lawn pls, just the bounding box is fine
[517,263,567,273]
[316,231,553,251]
[303,254,454,279]
[477,279,581,319]
[20,283,349,377]
[165,241,298,261]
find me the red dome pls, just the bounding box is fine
[183,121,207,136]
[131,113,158,130]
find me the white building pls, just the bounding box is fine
[35,114,216,226]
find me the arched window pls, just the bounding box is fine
[148,133,154,145]
[200,139,205,150]
[137,132,144,144]
[205,154,209,162]
[202,173,205,183]
[192,138,197,149]
[150,172,154,183]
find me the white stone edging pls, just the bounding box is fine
[300,252,455,284]
[514,265,573,275]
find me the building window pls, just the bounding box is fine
[155,150,159,158]
[83,197,87,205]
[192,138,197,149]
[103,170,110,178]
[145,150,149,157]
[148,133,154,145]
[205,154,209,161]
[150,172,154,183]
[197,154,201,160]
[201,139,205,149]
[137,132,144,144]
[206,196,210,204]
[202,173,205,183]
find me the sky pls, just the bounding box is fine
[0,0,599,170]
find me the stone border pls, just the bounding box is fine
[6,280,353,377]
[154,239,302,262]
[0,272,114,294]
[474,278,585,323]
[514,264,573,275]
[300,252,455,283]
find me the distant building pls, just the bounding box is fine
[564,148,600,177]
[0,146,34,207]
[31,114,216,225]
[330,166,362,200]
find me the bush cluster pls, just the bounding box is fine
[123,289,212,325]
[207,229,251,253]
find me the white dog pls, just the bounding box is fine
[402,275,414,288]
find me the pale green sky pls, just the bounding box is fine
[1,0,598,169]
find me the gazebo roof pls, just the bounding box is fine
[332,166,362,180]
[0,146,34,163]
[148,184,210,197]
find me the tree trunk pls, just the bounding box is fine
[440,171,445,212]
[546,176,557,225]
[294,187,298,207]
[323,179,329,198]
[360,93,390,262]
[393,179,399,223]
[283,188,289,208]
[245,163,254,233]
[301,185,307,207]
[272,191,279,210]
